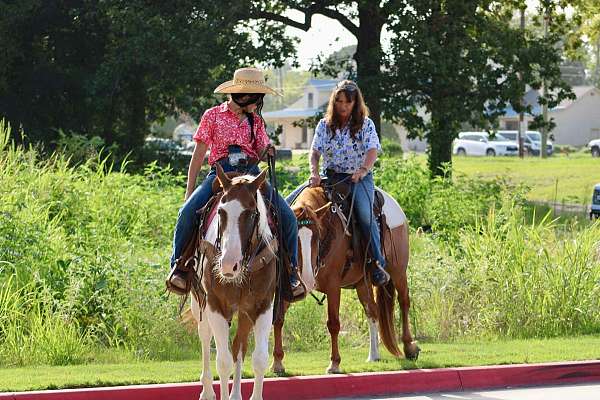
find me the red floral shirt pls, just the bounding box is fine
[193,102,270,165]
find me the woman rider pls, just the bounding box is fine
[287,79,389,287]
[167,67,306,300]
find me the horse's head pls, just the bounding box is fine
[214,163,270,283]
[293,202,330,291]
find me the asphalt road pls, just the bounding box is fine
[332,383,600,400]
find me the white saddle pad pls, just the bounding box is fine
[375,186,407,229]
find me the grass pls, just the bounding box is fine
[1,335,600,392]
[452,153,599,204]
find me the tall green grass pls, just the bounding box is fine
[1,119,599,368]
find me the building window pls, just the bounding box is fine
[302,124,308,143]
[505,120,519,130]
[308,93,314,108]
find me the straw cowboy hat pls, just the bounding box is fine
[214,67,281,96]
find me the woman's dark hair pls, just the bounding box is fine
[324,80,369,139]
[231,93,266,126]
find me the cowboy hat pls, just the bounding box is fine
[214,67,281,96]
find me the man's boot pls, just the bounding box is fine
[371,261,390,287]
[166,263,188,295]
[289,265,307,302]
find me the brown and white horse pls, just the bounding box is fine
[272,185,419,374]
[190,164,277,400]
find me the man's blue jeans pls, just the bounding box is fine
[170,162,298,268]
[285,172,385,268]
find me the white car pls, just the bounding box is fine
[453,132,519,156]
[498,130,553,156]
[588,139,600,158]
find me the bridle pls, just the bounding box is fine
[215,193,265,273]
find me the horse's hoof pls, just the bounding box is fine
[271,361,286,376]
[326,363,341,374]
[199,390,216,400]
[366,356,381,362]
[405,343,421,361]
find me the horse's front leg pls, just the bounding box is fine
[207,307,233,400]
[250,305,273,400]
[271,301,289,375]
[325,288,342,374]
[192,299,216,400]
[230,313,253,400]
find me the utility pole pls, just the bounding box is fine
[541,7,550,159]
[518,5,526,158]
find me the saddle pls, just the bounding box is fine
[168,172,286,302]
[321,172,386,272]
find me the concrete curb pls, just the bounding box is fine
[2,360,599,400]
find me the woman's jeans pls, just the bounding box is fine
[285,172,385,268]
[170,161,298,268]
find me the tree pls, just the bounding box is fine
[245,1,391,136]
[383,0,573,175]
[0,1,295,154]
[247,1,572,176]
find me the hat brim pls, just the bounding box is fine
[214,80,282,96]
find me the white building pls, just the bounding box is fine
[263,79,337,149]
[498,86,600,146]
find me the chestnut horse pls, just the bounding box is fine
[190,164,277,400]
[272,185,419,374]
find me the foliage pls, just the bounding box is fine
[0,0,296,154]
[2,121,600,368]
[384,1,574,176]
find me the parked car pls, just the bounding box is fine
[453,132,519,156]
[588,138,600,157]
[590,183,600,219]
[497,130,553,156]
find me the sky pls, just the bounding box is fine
[288,0,544,70]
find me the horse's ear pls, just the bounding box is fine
[314,202,331,219]
[215,163,231,190]
[250,168,268,193]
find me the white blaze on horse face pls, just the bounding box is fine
[298,227,315,293]
[219,199,244,278]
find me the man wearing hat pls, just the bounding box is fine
[166,67,306,301]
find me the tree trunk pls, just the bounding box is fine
[428,106,455,178]
[124,73,147,152]
[355,3,384,138]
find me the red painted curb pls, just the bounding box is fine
[1,360,599,400]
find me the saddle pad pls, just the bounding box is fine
[375,186,407,229]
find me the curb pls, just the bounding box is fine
[2,360,600,400]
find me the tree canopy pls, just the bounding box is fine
[0,0,295,153]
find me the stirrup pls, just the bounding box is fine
[165,265,190,296]
[289,276,307,303]
[371,262,390,287]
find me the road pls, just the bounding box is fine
[333,383,600,400]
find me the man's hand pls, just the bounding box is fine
[309,174,321,187]
[351,167,368,183]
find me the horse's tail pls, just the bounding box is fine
[376,281,402,357]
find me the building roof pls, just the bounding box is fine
[554,86,597,110]
[307,79,338,91]
[501,86,598,118]
[263,108,322,120]
[501,89,542,118]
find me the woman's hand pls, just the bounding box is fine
[309,174,321,187]
[351,166,369,183]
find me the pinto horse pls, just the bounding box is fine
[272,185,419,374]
[190,164,277,400]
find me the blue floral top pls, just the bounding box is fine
[311,117,381,174]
